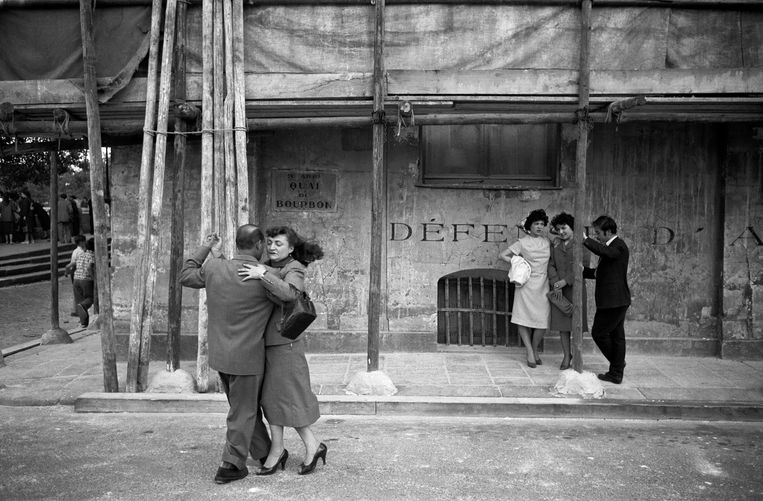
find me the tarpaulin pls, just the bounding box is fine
[180,6,763,73]
[0,7,151,101]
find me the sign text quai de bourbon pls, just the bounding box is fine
[273,170,337,212]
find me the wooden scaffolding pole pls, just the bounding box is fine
[41,151,72,345]
[196,0,214,392]
[223,0,238,251]
[166,0,189,372]
[367,0,385,372]
[213,0,226,248]
[78,0,118,391]
[126,0,163,392]
[136,0,179,389]
[571,0,592,373]
[232,0,249,225]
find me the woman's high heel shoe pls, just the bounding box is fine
[298,443,327,475]
[256,449,288,476]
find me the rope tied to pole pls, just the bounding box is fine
[52,108,71,150]
[605,96,647,124]
[143,126,247,136]
[575,106,594,132]
[396,101,415,137]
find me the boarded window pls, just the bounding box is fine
[420,124,560,188]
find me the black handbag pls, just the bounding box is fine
[280,285,317,340]
[547,288,573,317]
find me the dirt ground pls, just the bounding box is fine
[0,277,78,350]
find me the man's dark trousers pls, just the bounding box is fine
[590,305,628,379]
[218,372,271,469]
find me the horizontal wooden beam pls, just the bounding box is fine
[9,109,762,137]
[4,68,761,113]
[2,0,761,8]
[387,68,763,97]
[188,72,373,100]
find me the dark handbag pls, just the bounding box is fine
[547,288,573,317]
[280,285,317,340]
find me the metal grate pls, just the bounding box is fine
[437,269,519,347]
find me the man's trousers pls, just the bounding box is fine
[218,372,271,469]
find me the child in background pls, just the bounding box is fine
[65,235,87,317]
[71,238,96,328]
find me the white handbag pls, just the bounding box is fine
[508,255,532,287]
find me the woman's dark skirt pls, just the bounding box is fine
[261,340,320,428]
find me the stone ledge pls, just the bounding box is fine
[73,392,763,422]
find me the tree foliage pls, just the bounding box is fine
[0,136,90,202]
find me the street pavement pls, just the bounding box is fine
[1,326,762,421]
[0,406,761,501]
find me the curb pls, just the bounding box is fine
[1,326,88,357]
[73,392,763,422]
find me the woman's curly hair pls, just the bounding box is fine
[523,209,549,231]
[550,212,574,231]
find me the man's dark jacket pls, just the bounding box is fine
[583,236,631,309]
[180,247,273,375]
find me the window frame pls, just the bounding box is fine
[417,123,562,190]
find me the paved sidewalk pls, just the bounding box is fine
[1,328,762,420]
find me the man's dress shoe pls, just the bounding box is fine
[214,463,248,484]
[597,373,622,384]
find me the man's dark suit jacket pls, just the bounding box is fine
[180,247,274,375]
[583,236,631,309]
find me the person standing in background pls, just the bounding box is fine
[57,194,72,243]
[0,195,17,244]
[18,190,34,244]
[70,195,81,237]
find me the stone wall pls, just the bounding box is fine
[108,122,763,359]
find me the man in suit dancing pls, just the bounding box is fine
[181,225,273,484]
[583,215,631,384]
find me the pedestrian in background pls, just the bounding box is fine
[584,215,631,384]
[180,226,273,485]
[547,212,588,370]
[0,194,17,244]
[238,226,327,476]
[66,235,87,317]
[499,209,551,368]
[57,194,72,243]
[70,195,81,237]
[32,200,49,240]
[71,237,96,328]
[18,189,34,244]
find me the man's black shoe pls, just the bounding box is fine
[214,463,248,484]
[597,373,622,384]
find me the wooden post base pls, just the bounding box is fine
[41,327,73,345]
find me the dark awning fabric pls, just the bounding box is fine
[0,6,151,101]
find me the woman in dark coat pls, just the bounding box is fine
[548,212,588,370]
[238,226,327,476]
